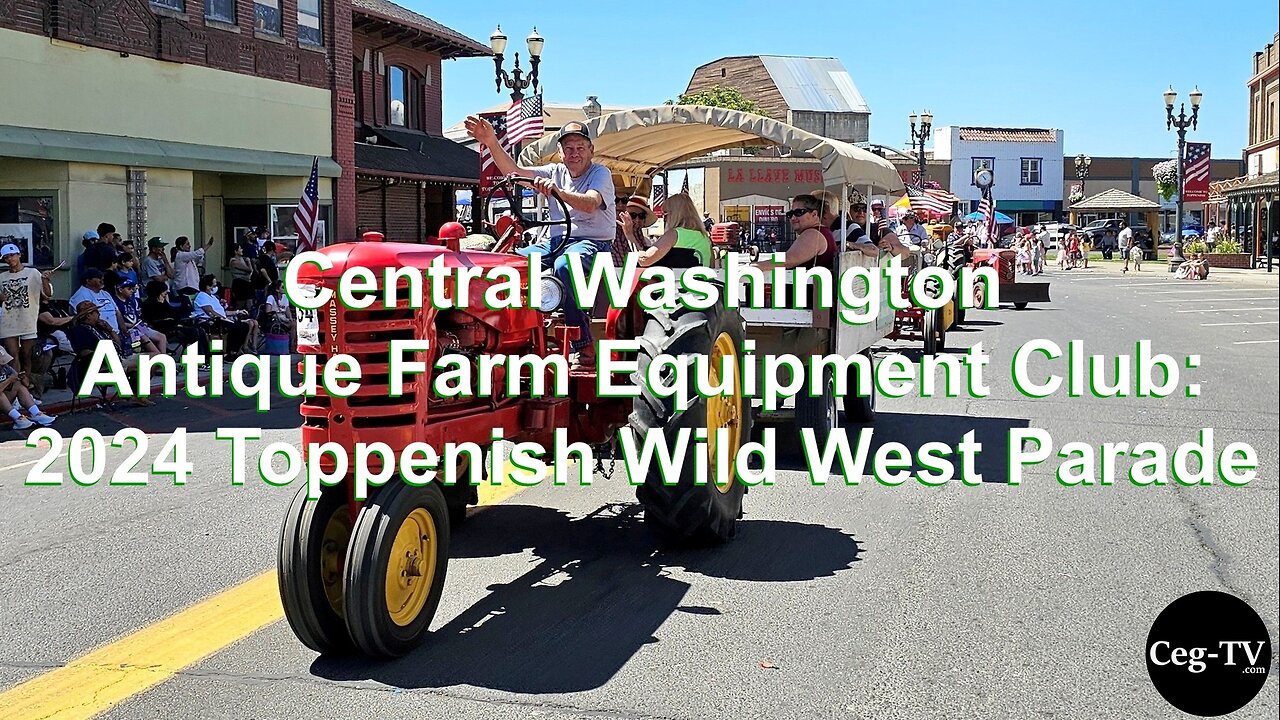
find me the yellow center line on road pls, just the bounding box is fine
[0,461,544,720]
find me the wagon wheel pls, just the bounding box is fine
[483,175,574,256]
[343,482,450,658]
[278,483,353,655]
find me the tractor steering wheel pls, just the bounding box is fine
[482,175,574,256]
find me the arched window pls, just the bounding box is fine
[386,65,421,129]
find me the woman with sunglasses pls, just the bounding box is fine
[751,194,833,271]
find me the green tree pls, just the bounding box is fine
[675,85,763,115]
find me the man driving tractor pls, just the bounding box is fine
[463,117,615,368]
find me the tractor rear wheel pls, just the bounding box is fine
[440,447,485,528]
[278,483,353,655]
[631,300,751,544]
[343,481,450,658]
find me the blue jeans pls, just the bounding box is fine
[518,236,610,351]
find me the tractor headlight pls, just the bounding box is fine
[538,276,565,313]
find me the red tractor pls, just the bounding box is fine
[969,248,1051,310]
[278,178,750,657]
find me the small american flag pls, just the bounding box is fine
[505,93,544,146]
[293,156,320,252]
[978,190,997,245]
[905,183,951,217]
[680,172,690,194]
[651,182,666,218]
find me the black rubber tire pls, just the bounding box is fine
[953,297,965,327]
[795,364,837,450]
[1014,302,1028,310]
[631,297,751,544]
[923,309,939,355]
[278,483,353,655]
[343,482,450,658]
[842,350,876,424]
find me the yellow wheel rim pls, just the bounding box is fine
[385,508,438,627]
[320,506,352,616]
[707,332,743,494]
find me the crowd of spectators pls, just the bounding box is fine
[1,222,295,420]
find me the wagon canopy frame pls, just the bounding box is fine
[518,105,904,193]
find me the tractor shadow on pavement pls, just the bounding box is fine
[310,503,861,693]
[767,411,1030,484]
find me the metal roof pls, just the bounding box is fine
[758,56,870,114]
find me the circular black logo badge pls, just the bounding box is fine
[1146,591,1272,716]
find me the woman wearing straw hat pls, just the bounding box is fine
[614,195,657,265]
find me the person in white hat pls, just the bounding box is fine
[1,242,54,386]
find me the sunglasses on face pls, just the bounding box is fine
[787,208,815,218]
[628,212,647,220]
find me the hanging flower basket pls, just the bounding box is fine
[1153,160,1179,201]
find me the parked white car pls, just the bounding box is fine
[1037,222,1077,249]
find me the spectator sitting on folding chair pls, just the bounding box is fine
[66,300,153,407]
[261,282,294,336]
[193,274,258,356]
[141,281,210,359]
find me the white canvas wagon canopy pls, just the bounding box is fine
[518,105,904,193]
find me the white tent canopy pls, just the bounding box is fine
[517,105,904,192]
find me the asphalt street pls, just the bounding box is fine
[1,265,1276,719]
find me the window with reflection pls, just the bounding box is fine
[151,0,184,12]
[298,0,322,45]
[254,0,282,35]
[205,0,235,23]
[387,66,421,128]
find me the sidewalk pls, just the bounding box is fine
[1049,256,1280,286]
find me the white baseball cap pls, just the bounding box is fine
[0,243,21,258]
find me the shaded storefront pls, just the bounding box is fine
[1213,171,1279,271]
[354,126,479,242]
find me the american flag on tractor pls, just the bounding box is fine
[978,190,997,245]
[478,112,508,192]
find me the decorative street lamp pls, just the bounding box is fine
[1164,85,1203,249]
[907,111,933,185]
[1074,153,1092,198]
[490,25,543,105]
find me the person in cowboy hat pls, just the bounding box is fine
[463,116,615,367]
[616,195,657,253]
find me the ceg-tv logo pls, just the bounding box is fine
[1146,591,1273,716]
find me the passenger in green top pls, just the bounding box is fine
[637,192,714,269]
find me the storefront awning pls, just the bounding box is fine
[0,125,341,177]
[355,125,479,183]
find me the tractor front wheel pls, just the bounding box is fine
[343,481,450,658]
[278,483,353,655]
[842,349,876,424]
[632,300,751,544]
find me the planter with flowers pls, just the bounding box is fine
[1153,160,1179,202]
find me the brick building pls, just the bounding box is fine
[346,0,488,241]
[0,0,342,295]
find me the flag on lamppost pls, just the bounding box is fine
[506,93,544,146]
[478,111,508,193]
[1182,142,1212,202]
[293,157,320,253]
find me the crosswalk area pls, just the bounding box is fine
[1067,273,1278,345]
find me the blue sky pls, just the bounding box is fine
[418,0,1277,160]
